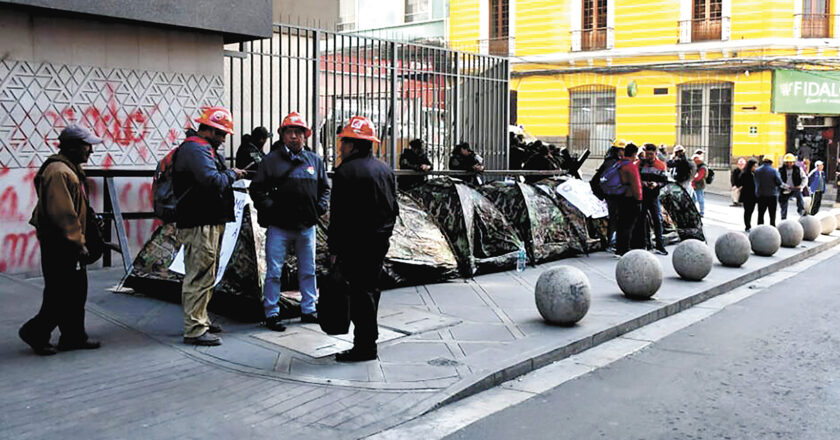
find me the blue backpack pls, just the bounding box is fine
[599,160,629,196]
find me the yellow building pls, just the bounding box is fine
[450,0,840,174]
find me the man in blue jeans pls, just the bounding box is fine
[250,112,330,331]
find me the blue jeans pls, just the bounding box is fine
[264,226,318,317]
[694,188,705,216]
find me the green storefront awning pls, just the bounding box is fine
[773,69,840,114]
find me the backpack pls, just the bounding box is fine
[704,167,715,184]
[153,136,210,223]
[599,160,629,196]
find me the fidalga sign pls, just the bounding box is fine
[773,70,840,114]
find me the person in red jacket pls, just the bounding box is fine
[615,143,643,256]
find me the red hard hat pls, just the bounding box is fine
[195,106,234,134]
[279,112,312,138]
[338,116,380,143]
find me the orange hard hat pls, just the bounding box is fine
[195,106,234,134]
[279,111,312,138]
[338,116,380,143]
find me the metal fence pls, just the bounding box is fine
[223,23,510,171]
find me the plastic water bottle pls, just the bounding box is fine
[516,248,527,272]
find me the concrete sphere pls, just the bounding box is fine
[749,225,781,256]
[799,215,821,241]
[714,231,751,267]
[535,266,591,325]
[815,212,837,235]
[615,250,663,299]
[777,219,804,248]
[831,210,840,229]
[672,239,713,281]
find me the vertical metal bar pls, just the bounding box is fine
[250,39,254,132]
[453,53,460,155]
[269,30,274,135]
[296,26,301,113]
[102,177,112,267]
[287,26,292,115]
[390,41,398,169]
[106,177,133,275]
[279,27,284,123]
[312,29,321,157]
[504,57,510,170]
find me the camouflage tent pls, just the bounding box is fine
[659,183,705,242]
[408,177,524,276]
[479,181,587,263]
[532,178,605,252]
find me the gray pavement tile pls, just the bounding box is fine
[289,357,373,382]
[449,322,517,342]
[377,307,461,334]
[432,304,502,323]
[377,341,455,363]
[196,337,280,370]
[381,363,459,383]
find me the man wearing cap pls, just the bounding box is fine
[808,160,826,215]
[329,116,398,362]
[251,112,330,331]
[778,153,806,219]
[19,124,103,355]
[174,107,246,346]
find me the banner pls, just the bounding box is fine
[773,69,840,114]
[547,179,609,218]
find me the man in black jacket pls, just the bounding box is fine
[250,112,330,331]
[398,138,432,190]
[235,126,269,179]
[328,116,398,362]
[449,142,484,185]
[173,107,245,346]
[778,153,806,219]
[590,139,626,252]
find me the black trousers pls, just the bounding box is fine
[743,199,756,230]
[639,196,664,250]
[605,195,621,246]
[811,191,823,215]
[21,239,88,345]
[616,198,641,255]
[337,233,392,352]
[757,196,777,226]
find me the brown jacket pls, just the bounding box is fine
[29,154,88,249]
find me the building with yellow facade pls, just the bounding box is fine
[449,0,840,176]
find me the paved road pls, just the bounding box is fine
[447,252,840,440]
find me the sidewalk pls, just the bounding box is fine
[2,195,838,439]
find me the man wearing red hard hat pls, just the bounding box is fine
[251,112,330,331]
[173,106,246,346]
[328,116,398,362]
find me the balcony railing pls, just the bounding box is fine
[571,27,614,51]
[798,13,831,38]
[478,36,515,57]
[679,17,730,42]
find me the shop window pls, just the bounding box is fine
[691,0,722,41]
[802,0,831,38]
[569,86,615,157]
[582,0,608,50]
[677,82,732,168]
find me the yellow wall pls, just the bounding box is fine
[449,0,481,52]
[515,0,570,56]
[613,0,680,49]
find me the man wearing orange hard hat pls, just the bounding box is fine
[174,106,246,346]
[328,116,398,362]
[251,112,330,332]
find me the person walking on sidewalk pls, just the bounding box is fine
[754,157,782,226]
[328,116,399,362]
[739,159,758,232]
[731,157,746,206]
[637,143,669,255]
[615,143,643,256]
[808,160,827,215]
[174,107,245,346]
[778,153,806,219]
[251,112,330,331]
[19,124,103,355]
[691,154,708,217]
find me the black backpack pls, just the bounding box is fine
[705,167,715,184]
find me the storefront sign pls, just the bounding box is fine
[773,70,840,114]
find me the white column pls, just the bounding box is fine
[793,0,803,38]
[679,0,691,43]
[607,0,615,49]
[721,0,732,41]
[508,0,516,56]
[571,0,582,51]
[479,0,489,54]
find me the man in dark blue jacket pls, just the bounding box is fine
[329,116,398,362]
[250,112,330,331]
[754,157,782,226]
[174,107,245,346]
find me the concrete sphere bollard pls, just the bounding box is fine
[672,239,713,281]
[714,231,751,267]
[777,219,804,248]
[534,266,591,325]
[615,250,663,299]
[800,215,821,241]
[749,225,781,256]
[815,212,837,235]
[833,210,840,230]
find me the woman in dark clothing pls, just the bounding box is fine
[739,159,758,231]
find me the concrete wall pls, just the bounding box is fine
[273,0,339,29]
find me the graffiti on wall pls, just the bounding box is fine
[0,60,225,273]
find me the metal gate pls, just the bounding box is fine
[223,23,510,170]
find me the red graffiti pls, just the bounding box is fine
[0,231,39,273]
[0,188,20,220]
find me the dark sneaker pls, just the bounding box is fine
[57,339,101,351]
[183,332,222,346]
[265,316,286,332]
[653,248,669,256]
[208,322,223,334]
[335,348,377,363]
[19,327,57,356]
[300,313,319,324]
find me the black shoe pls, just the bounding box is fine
[19,327,57,356]
[208,322,223,334]
[57,339,101,351]
[653,247,669,256]
[300,313,319,324]
[265,316,286,332]
[183,332,222,346]
[335,348,377,363]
